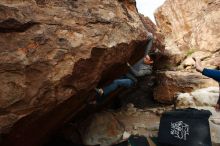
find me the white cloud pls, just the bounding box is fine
[136,0,165,23]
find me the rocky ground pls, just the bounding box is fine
[76,90,220,146]
[48,84,220,146]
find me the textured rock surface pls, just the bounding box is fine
[154,0,220,68]
[154,0,220,102]
[80,111,124,146]
[176,87,219,107]
[154,71,218,103]
[0,0,160,145]
[79,104,162,146]
[114,103,161,137]
[139,14,165,53]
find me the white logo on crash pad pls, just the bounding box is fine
[170,121,189,140]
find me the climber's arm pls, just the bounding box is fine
[202,68,220,82]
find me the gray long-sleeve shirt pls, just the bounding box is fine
[125,32,153,82]
[126,58,152,83]
[145,32,153,56]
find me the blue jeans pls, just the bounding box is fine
[103,78,134,96]
[96,77,134,103]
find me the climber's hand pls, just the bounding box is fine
[127,62,131,67]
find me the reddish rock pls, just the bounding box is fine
[0,0,163,145]
[139,14,165,53]
[154,71,218,103]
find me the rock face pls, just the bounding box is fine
[154,0,220,103]
[79,104,161,146]
[155,0,220,66]
[0,0,161,145]
[80,111,124,146]
[139,15,165,53]
[176,87,219,107]
[154,71,218,103]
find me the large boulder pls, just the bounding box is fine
[79,104,161,146]
[154,71,218,103]
[154,0,220,102]
[80,111,124,146]
[176,87,219,107]
[0,0,162,145]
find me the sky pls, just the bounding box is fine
[136,0,166,23]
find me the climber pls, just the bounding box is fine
[193,57,220,110]
[93,33,154,104]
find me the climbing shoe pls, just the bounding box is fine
[94,88,104,96]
